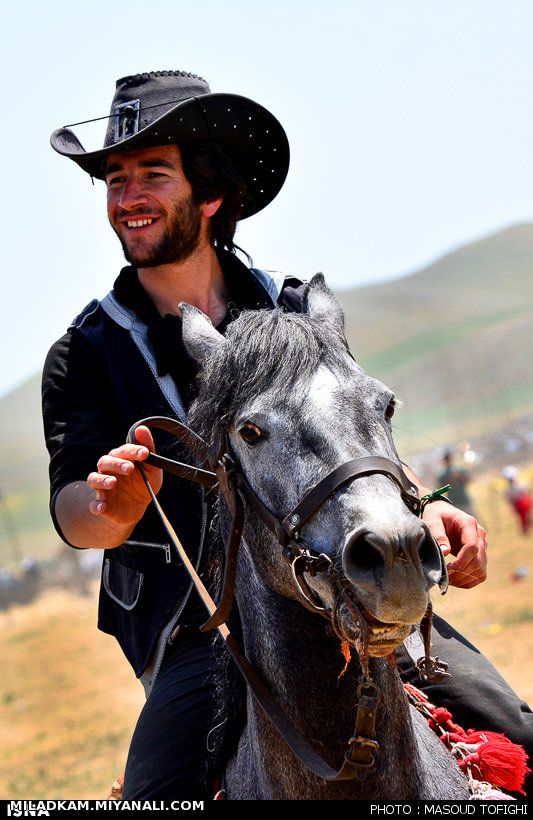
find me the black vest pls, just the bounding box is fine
[70,267,306,676]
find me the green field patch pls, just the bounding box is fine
[360,307,529,375]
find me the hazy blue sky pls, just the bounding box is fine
[3,0,533,397]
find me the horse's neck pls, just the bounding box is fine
[230,552,422,799]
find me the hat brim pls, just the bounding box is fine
[51,93,289,220]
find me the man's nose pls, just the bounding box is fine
[118,179,148,210]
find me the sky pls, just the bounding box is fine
[2,0,533,398]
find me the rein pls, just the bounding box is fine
[127,415,449,782]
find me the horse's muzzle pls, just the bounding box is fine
[341,522,442,623]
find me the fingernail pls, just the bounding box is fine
[96,502,104,512]
[104,477,112,488]
[121,463,130,473]
[137,448,145,458]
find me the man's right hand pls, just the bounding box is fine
[86,425,163,527]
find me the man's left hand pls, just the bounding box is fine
[422,501,487,589]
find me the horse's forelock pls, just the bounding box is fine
[188,308,351,440]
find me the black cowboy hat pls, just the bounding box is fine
[50,70,290,220]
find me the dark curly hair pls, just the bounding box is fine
[181,143,250,254]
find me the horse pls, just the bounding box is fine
[181,273,470,800]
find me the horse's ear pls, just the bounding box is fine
[304,273,345,332]
[180,302,227,364]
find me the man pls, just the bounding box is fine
[438,449,474,516]
[502,466,532,535]
[43,70,530,799]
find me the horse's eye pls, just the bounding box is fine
[239,422,264,444]
[385,400,395,422]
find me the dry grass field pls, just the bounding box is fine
[433,472,533,705]
[1,471,532,799]
[0,587,144,799]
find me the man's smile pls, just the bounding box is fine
[124,218,156,230]
[117,215,160,233]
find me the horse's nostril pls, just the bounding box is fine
[418,525,445,586]
[343,528,386,588]
[419,531,437,566]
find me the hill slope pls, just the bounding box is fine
[338,223,533,451]
[0,373,53,565]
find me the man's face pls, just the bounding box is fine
[105,145,202,267]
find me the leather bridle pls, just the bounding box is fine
[126,415,449,782]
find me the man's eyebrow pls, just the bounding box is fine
[105,161,122,175]
[139,158,176,170]
[105,158,176,176]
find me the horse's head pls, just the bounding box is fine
[184,275,444,657]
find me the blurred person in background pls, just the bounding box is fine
[438,449,474,516]
[502,466,532,535]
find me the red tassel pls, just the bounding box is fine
[458,731,530,795]
[404,682,530,795]
[427,707,468,739]
[432,706,453,723]
[433,707,466,733]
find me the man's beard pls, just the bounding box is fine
[115,195,202,267]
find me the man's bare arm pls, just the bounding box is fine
[402,463,488,589]
[54,425,162,550]
[55,481,138,548]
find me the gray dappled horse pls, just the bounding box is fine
[183,275,469,800]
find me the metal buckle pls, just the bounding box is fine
[348,735,380,750]
[356,679,382,702]
[114,99,141,142]
[219,453,235,473]
[416,655,451,683]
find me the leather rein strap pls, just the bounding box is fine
[127,416,218,488]
[125,416,435,782]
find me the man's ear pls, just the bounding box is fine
[303,272,345,333]
[180,302,226,364]
[200,197,223,218]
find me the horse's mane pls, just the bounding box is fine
[187,307,352,775]
[206,529,248,775]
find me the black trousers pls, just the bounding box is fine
[122,627,216,801]
[123,615,532,799]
